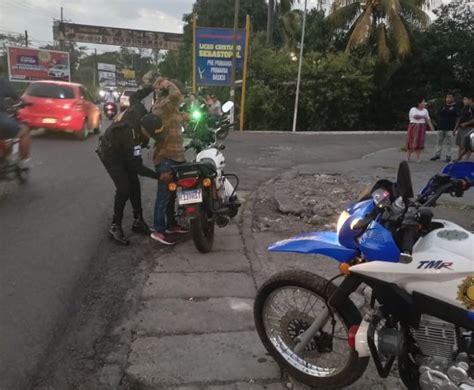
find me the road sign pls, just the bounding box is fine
[7,46,70,82]
[194,27,246,86]
[53,22,182,51]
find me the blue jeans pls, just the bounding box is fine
[154,159,178,233]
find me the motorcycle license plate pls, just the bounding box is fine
[178,189,202,205]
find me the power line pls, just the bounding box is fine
[2,0,57,21]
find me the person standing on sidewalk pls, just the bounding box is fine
[454,94,474,160]
[150,78,188,246]
[406,97,435,162]
[431,93,459,162]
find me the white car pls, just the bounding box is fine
[119,89,137,111]
[48,64,70,80]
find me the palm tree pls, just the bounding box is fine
[281,9,304,51]
[266,0,300,45]
[327,0,430,61]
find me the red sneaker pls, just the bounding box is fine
[150,232,176,246]
[166,225,189,235]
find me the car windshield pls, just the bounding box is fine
[26,83,75,99]
[123,90,135,97]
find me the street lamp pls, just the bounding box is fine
[291,0,308,132]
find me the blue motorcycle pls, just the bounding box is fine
[254,157,474,389]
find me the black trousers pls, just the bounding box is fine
[101,158,142,225]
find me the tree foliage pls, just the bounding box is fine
[327,0,430,61]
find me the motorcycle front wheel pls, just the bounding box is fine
[254,270,369,389]
[190,208,215,253]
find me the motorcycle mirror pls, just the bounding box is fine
[222,101,234,114]
[397,161,414,200]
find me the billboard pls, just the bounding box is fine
[98,62,116,87]
[7,46,70,82]
[53,22,182,51]
[195,27,246,86]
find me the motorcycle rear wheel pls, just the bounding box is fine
[190,208,215,253]
[254,270,369,389]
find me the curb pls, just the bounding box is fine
[239,130,436,135]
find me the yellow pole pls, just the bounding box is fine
[239,15,250,131]
[192,14,197,94]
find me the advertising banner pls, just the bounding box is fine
[98,63,116,87]
[53,22,182,51]
[195,27,246,86]
[7,46,70,82]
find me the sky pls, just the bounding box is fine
[0,0,331,53]
[0,0,195,53]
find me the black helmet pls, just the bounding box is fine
[141,113,164,141]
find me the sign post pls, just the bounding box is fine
[239,15,251,131]
[192,14,197,94]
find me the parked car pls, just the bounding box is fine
[19,81,101,140]
[119,88,137,111]
[48,64,70,80]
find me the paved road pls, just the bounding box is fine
[0,129,405,389]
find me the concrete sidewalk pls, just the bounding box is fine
[121,223,286,389]
[109,147,471,390]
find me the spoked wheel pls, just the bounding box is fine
[190,208,215,253]
[254,270,369,389]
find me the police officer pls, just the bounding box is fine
[97,84,163,245]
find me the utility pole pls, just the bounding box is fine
[291,0,307,132]
[229,0,240,126]
[93,48,97,88]
[59,7,65,51]
[24,30,28,47]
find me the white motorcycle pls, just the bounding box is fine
[170,101,240,253]
[254,157,474,389]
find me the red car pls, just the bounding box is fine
[19,81,101,140]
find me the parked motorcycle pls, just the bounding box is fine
[254,156,474,389]
[169,101,241,253]
[0,100,29,183]
[103,101,118,120]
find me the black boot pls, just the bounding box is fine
[132,216,152,235]
[109,224,130,246]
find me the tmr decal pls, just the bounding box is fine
[417,260,454,270]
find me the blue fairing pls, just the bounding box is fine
[421,161,474,195]
[268,231,359,262]
[339,199,375,249]
[359,221,400,262]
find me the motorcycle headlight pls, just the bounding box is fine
[191,109,202,121]
[337,210,350,234]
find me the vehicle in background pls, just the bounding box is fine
[48,64,70,80]
[119,88,137,111]
[103,102,118,120]
[19,81,101,140]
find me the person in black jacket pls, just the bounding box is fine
[97,84,164,245]
[0,76,30,166]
